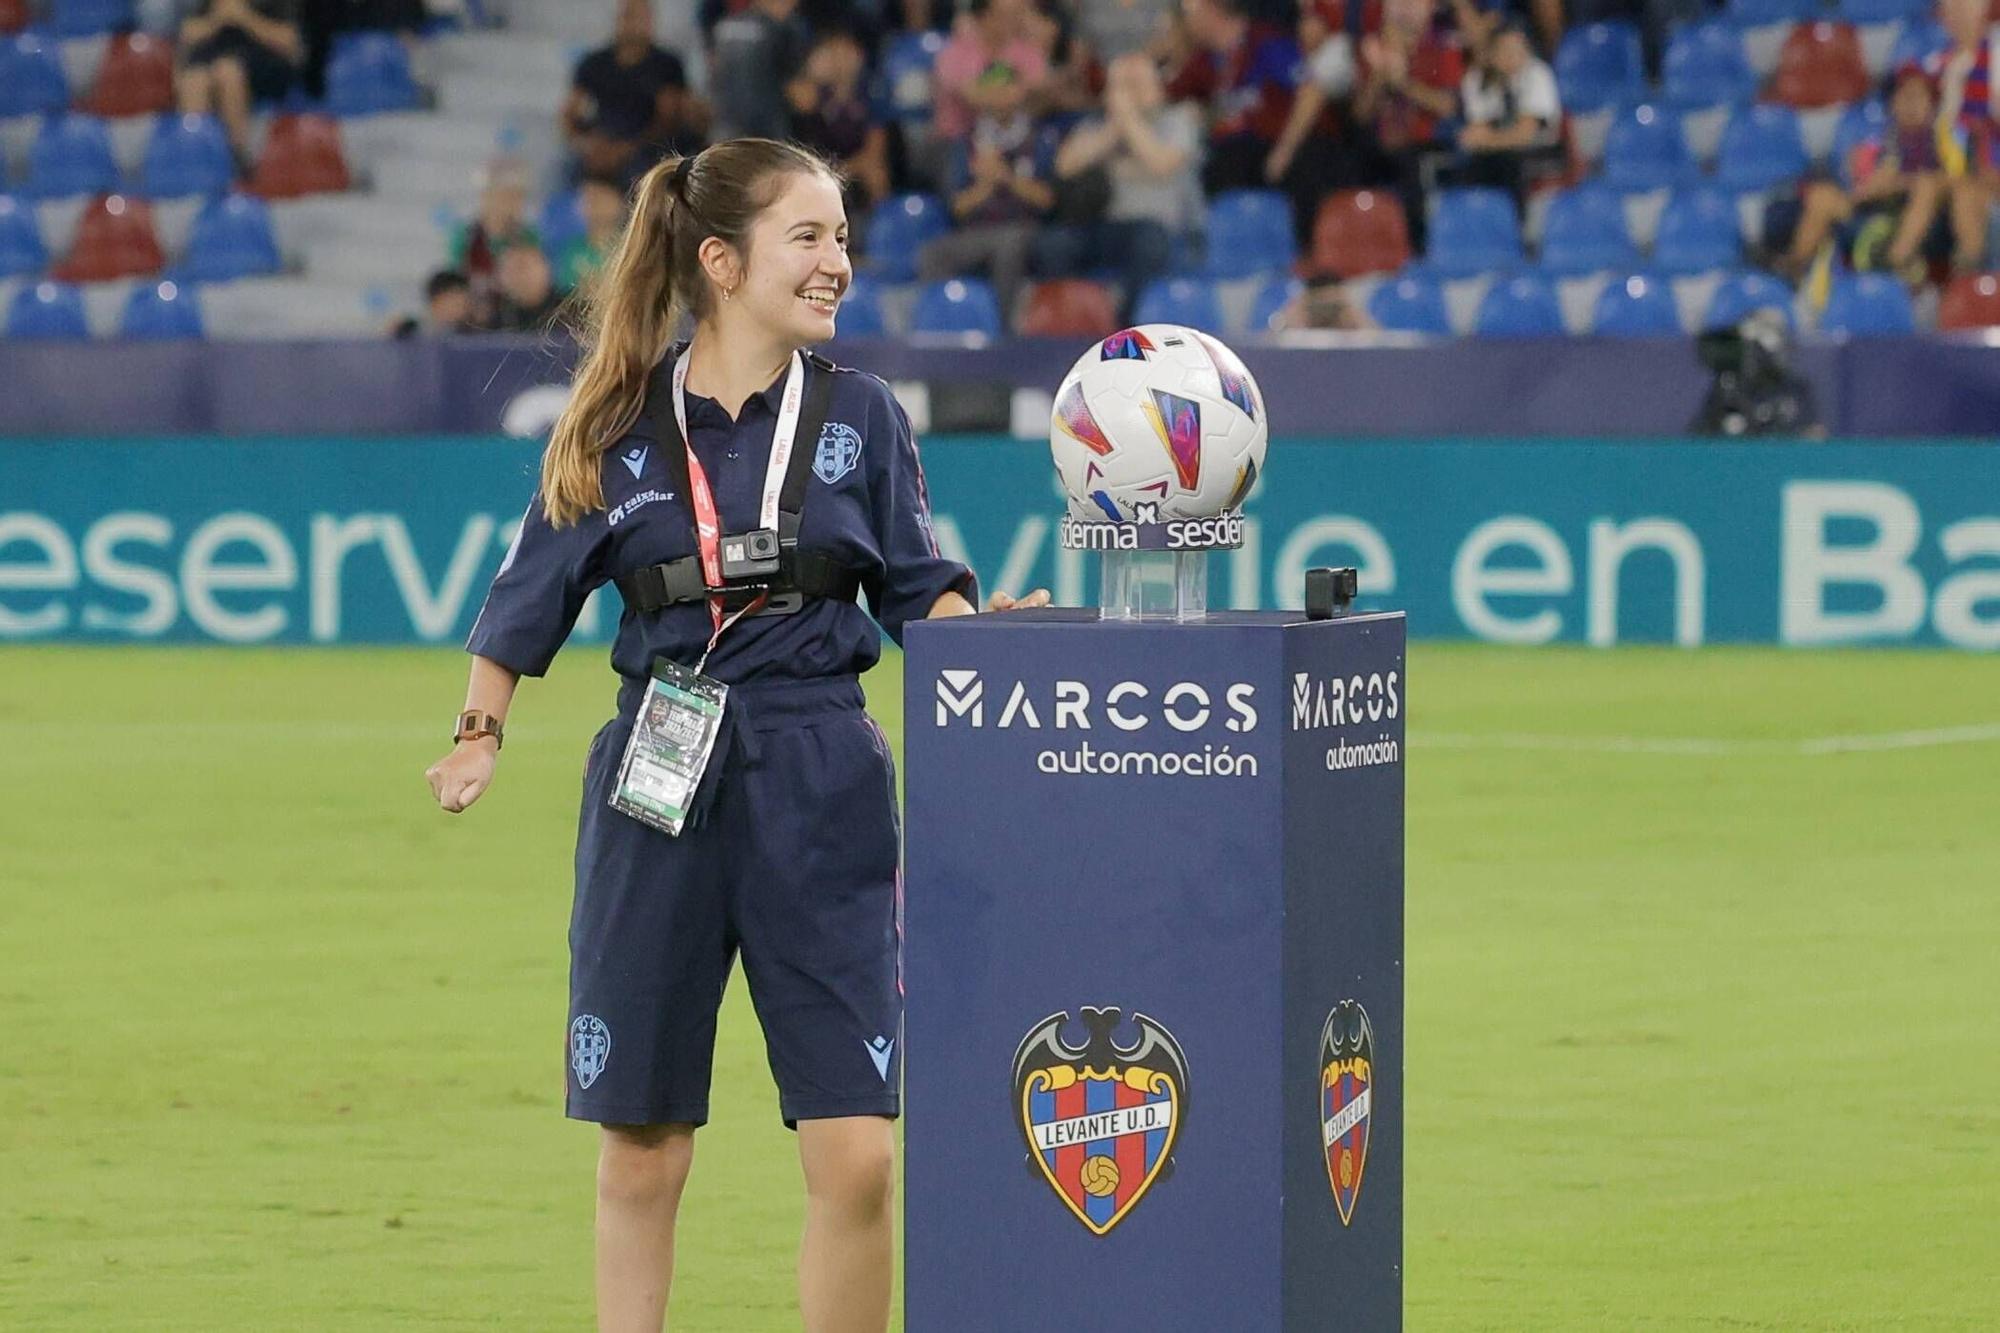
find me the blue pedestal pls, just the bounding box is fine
[902,609,1406,1332]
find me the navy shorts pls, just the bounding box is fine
[565,674,902,1128]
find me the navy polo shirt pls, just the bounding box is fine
[466,358,975,688]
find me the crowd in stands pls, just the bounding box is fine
[16,0,2000,340]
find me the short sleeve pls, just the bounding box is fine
[866,386,976,643]
[464,491,611,677]
[1519,63,1560,123]
[1309,35,1356,96]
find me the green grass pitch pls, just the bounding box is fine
[2,644,1995,1330]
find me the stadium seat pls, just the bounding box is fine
[1537,185,1640,274]
[1704,269,1797,330]
[0,194,48,277]
[247,114,352,199]
[1592,273,1684,335]
[1306,189,1410,279]
[325,31,423,116]
[1553,21,1646,111]
[141,114,235,198]
[883,29,946,123]
[1017,279,1120,337]
[0,34,73,117]
[1203,190,1295,279]
[54,193,164,281]
[1474,273,1565,337]
[1133,276,1225,330]
[1601,104,1695,191]
[23,116,122,198]
[0,0,26,31]
[1835,0,1931,19]
[831,281,886,337]
[1937,272,2000,329]
[1818,272,1915,333]
[1652,187,1743,273]
[1663,21,1758,107]
[5,280,90,338]
[121,278,204,338]
[1887,20,1951,69]
[1247,275,1302,331]
[910,277,1002,337]
[175,193,282,281]
[1829,99,1888,183]
[538,189,585,258]
[1426,187,1523,276]
[863,194,949,282]
[1726,0,1818,26]
[1366,272,1452,334]
[1768,22,1872,108]
[81,33,178,118]
[51,0,134,36]
[1713,104,1809,190]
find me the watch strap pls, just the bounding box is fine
[455,709,505,749]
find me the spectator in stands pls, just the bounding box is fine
[177,0,307,172]
[556,174,630,294]
[788,27,893,220]
[1264,0,1361,242]
[1067,0,1180,63]
[1780,63,1985,283]
[1442,19,1560,203]
[705,0,812,140]
[388,268,474,337]
[919,102,1061,319]
[487,242,565,333]
[1929,0,2000,176]
[1270,277,1376,329]
[1351,0,1464,249]
[1168,0,1301,196]
[564,0,709,184]
[1036,52,1203,319]
[932,0,1052,143]
[452,161,541,323]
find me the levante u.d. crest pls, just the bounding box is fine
[1320,1000,1375,1226]
[1012,1007,1189,1236]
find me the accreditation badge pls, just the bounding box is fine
[608,659,727,836]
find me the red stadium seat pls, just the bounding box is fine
[247,114,352,198]
[0,0,27,32]
[54,193,165,282]
[1938,273,2000,329]
[80,33,178,118]
[1766,22,1871,109]
[1016,279,1120,337]
[1306,190,1412,280]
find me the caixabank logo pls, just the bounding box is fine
[1320,1000,1375,1226]
[1291,668,1402,772]
[934,669,1261,778]
[1012,1008,1189,1235]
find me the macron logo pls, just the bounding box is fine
[620,446,649,480]
[865,1035,894,1082]
[936,669,983,727]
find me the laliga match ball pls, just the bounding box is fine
[1079,1155,1121,1196]
[1049,324,1268,524]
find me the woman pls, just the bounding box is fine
[423,138,1045,1332]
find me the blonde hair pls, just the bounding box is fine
[540,139,838,527]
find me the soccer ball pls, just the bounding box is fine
[1079,1155,1121,1196]
[1049,324,1268,523]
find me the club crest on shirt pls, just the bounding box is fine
[813,421,863,484]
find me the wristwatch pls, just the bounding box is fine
[454,709,505,749]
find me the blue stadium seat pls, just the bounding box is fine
[1203,190,1294,279]
[1834,0,1930,21]
[24,116,121,199]
[1474,273,1565,337]
[176,194,282,281]
[1704,269,1797,330]
[1133,276,1226,330]
[6,281,90,339]
[0,194,48,278]
[864,194,949,282]
[910,277,1002,337]
[1888,20,1950,69]
[1367,273,1452,334]
[1553,21,1645,112]
[1538,186,1639,274]
[141,115,236,199]
[1830,100,1888,185]
[833,281,887,337]
[1663,21,1758,108]
[0,35,73,118]
[1713,104,1809,191]
[883,29,946,122]
[1248,275,1302,331]
[1819,272,1916,333]
[121,279,205,339]
[1652,187,1743,273]
[1426,188,1523,276]
[1592,273,1683,335]
[1602,103,1695,191]
[538,189,585,258]
[1726,0,1817,26]
[325,32,423,116]
[51,0,134,37]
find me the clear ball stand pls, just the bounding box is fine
[1099,549,1209,622]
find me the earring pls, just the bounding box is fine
[723,285,735,302]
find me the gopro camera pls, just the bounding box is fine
[719,528,781,583]
[1305,566,1358,620]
